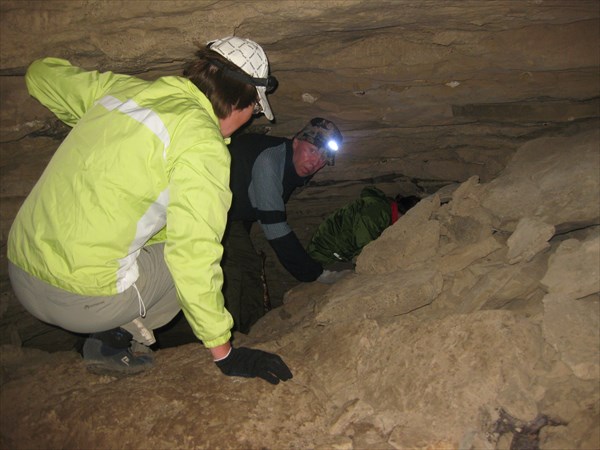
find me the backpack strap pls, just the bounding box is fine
[390,199,399,224]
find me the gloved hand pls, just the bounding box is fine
[215,347,293,385]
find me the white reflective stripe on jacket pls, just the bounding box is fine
[8,58,233,347]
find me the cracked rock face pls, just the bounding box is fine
[0,2,599,449]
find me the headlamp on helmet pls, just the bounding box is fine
[296,117,343,166]
[327,139,340,152]
[321,143,339,166]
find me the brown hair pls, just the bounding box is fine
[183,48,258,119]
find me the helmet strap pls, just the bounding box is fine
[209,59,278,93]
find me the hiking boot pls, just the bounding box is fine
[83,328,154,376]
[130,340,154,356]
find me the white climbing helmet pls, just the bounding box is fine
[208,36,276,121]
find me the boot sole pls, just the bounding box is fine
[85,361,153,377]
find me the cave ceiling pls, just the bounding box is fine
[1,0,598,184]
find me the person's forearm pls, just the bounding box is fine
[210,342,232,361]
[269,232,323,281]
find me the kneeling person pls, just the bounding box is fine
[8,37,292,385]
[223,118,343,333]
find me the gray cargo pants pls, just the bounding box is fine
[8,243,181,345]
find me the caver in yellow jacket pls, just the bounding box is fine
[8,57,234,348]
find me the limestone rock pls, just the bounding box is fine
[456,264,537,314]
[507,217,556,264]
[315,270,443,324]
[437,236,502,274]
[481,129,600,233]
[543,293,600,380]
[355,195,441,274]
[541,233,600,299]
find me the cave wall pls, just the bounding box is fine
[0,0,599,343]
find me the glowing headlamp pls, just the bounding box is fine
[317,139,341,166]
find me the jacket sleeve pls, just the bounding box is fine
[250,151,323,282]
[25,57,132,127]
[164,122,234,348]
[269,231,323,282]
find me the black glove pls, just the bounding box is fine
[215,347,293,385]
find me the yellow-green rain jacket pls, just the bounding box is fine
[8,58,234,347]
